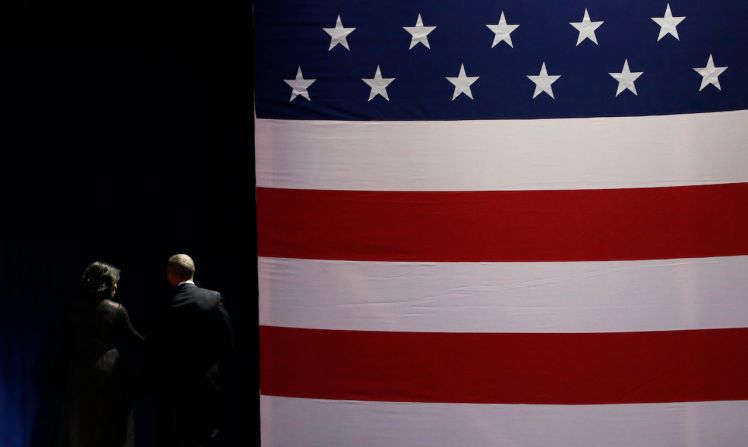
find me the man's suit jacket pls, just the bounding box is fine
[159,283,233,390]
[152,283,233,447]
[152,283,234,445]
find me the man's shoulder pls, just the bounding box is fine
[177,285,221,309]
[192,284,220,297]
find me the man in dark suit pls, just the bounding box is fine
[153,254,233,447]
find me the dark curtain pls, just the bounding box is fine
[0,2,257,446]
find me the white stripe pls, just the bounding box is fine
[259,256,748,333]
[261,396,748,447]
[256,109,748,191]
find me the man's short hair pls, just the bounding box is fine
[167,254,195,279]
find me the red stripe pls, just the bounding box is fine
[257,183,748,261]
[260,326,748,404]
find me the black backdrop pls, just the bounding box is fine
[1,1,257,446]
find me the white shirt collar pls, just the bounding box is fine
[177,279,195,287]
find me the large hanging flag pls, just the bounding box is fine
[254,0,748,445]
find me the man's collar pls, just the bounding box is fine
[177,279,195,287]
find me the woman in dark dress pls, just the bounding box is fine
[57,261,144,447]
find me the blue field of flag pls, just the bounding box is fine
[254,0,748,120]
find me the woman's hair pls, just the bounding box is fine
[80,261,121,302]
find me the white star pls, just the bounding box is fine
[693,54,727,91]
[446,64,479,100]
[609,59,643,96]
[486,11,519,48]
[570,9,603,46]
[284,67,316,102]
[527,62,561,99]
[324,15,355,51]
[651,4,685,41]
[404,14,436,49]
[362,66,395,101]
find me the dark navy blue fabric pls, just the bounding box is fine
[254,0,748,120]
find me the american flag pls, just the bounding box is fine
[255,0,748,445]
